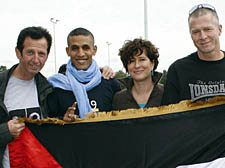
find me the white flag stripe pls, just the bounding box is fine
[177,157,225,168]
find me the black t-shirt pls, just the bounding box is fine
[47,78,121,118]
[162,51,225,105]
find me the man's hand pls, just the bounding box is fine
[100,66,115,79]
[8,120,25,138]
[63,102,77,122]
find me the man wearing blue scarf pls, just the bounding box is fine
[47,27,121,120]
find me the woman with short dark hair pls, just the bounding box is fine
[113,38,164,110]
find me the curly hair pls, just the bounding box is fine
[119,38,159,72]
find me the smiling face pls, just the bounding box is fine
[66,35,97,70]
[189,12,222,58]
[127,50,154,82]
[15,37,48,79]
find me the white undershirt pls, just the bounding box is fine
[2,76,39,168]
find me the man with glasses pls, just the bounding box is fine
[162,4,225,105]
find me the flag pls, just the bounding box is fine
[8,98,225,168]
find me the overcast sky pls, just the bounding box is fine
[1,0,225,77]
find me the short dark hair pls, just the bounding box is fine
[58,64,67,74]
[16,26,52,55]
[119,38,159,72]
[67,27,95,46]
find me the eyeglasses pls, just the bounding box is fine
[189,4,217,16]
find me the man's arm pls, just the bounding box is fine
[47,90,61,118]
[0,120,24,146]
[0,122,13,146]
[100,66,115,79]
[161,65,181,106]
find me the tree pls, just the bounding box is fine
[159,70,167,85]
[0,65,7,72]
[115,70,128,79]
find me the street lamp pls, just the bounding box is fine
[50,18,59,73]
[144,0,148,40]
[106,41,111,66]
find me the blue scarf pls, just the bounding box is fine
[48,59,102,119]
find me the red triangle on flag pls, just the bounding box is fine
[8,126,62,168]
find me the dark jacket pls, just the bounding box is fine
[47,78,121,118]
[113,72,164,110]
[0,64,53,167]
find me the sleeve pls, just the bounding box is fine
[107,78,121,111]
[112,78,121,94]
[47,89,60,118]
[0,122,13,147]
[161,64,181,106]
[112,92,120,110]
